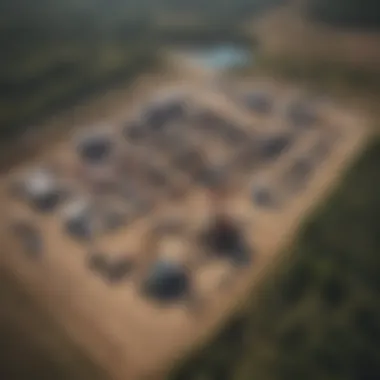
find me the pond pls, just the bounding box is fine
[173,43,253,71]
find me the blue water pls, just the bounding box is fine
[182,44,252,70]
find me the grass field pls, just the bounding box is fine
[169,136,380,380]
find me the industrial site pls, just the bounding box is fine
[0,73,368,380]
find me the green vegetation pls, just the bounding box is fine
[0,5,158,143]
[169,137,380,380]
[0,0,377,142]
[0,0,286,144]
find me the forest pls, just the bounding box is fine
[1,0,378,143]
[0,0,285,142]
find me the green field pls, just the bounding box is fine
[169,137,380,380]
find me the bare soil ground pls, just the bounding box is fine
[250,3,380,73]
[0,67,371,380]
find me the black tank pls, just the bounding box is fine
[142,260,190,302]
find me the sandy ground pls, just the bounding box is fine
[0,68,371,380]
[250,2,380,73]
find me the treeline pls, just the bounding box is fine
[169,137,380,380]
[0,0,158,142]
[155,0,287,23]
[308,0,380,29]
[0,0,285,142]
